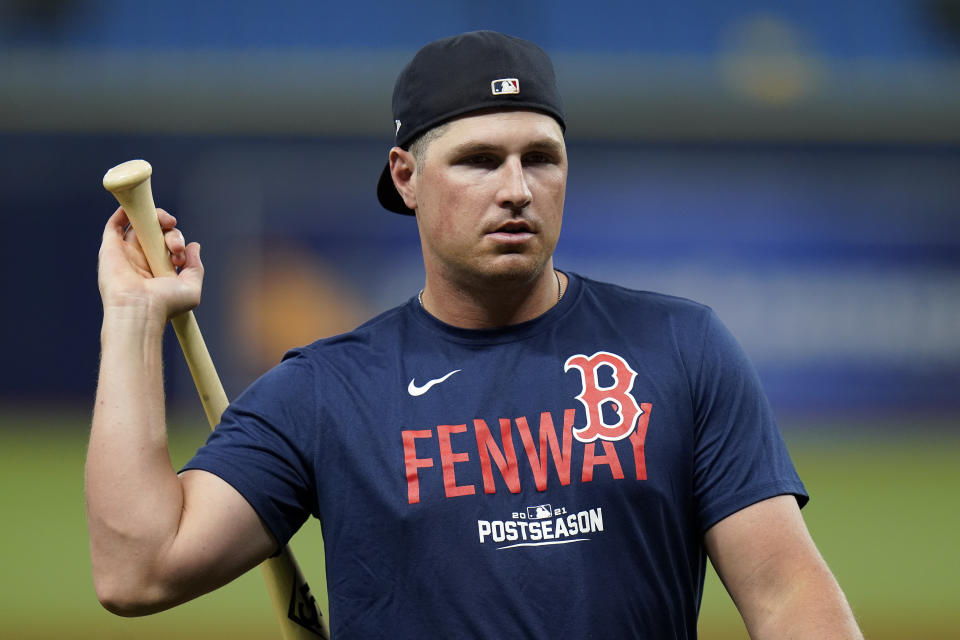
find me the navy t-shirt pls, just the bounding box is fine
[183,272,807,639]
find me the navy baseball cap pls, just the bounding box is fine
[376,30,566,215]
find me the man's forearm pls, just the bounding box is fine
[746,562,863,640]
[85,310,186,614]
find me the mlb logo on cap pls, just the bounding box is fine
[491,78,520,95]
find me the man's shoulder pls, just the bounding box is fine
[282,302,412,364]
[575,273,713,319]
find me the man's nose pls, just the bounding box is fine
[496,157,532,210]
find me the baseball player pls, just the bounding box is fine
[87,31,863,638]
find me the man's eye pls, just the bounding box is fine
[524,153,553,164]
[461,155,494,165]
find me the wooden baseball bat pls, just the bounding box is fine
[103,159,330,640]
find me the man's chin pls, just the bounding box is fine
[472,255,550,285]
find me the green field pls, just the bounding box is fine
[1,407,957,638]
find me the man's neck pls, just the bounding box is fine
[419,266,565,329]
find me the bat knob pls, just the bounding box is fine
[103,159,153,193]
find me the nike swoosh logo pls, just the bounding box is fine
[408,369,461,396]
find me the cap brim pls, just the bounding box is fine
[377,162,415,215]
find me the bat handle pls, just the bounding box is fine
[102,160,177,279]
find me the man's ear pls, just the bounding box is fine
[389,147,418,211]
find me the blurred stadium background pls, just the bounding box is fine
[1,0,958,637]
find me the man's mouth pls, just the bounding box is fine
[488,220,534,235]
[493,220,533,233]
[487,221,535,244]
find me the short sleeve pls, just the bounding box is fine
[180,352,318,548]
[691,308,808,532]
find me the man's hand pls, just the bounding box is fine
[97,206,203,322]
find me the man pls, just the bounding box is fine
[87,31,863,638]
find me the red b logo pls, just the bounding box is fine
[565,351,643,444]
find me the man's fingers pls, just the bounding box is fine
[103,207,129,244]
[157,208,177,231]
[166,228,187,266]
[109,206,176,243]
[105,205,188,267]
[176,242,204,299]
[153,208,187,266]
[181,242,202,274]
[99,206,153,276]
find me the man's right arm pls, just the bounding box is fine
[85,207,276,616]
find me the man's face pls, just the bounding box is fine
[404,109,568,289]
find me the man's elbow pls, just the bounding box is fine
[93,571,176,617]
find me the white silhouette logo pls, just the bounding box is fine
[407,369,461,396]
[528,504,553,520]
